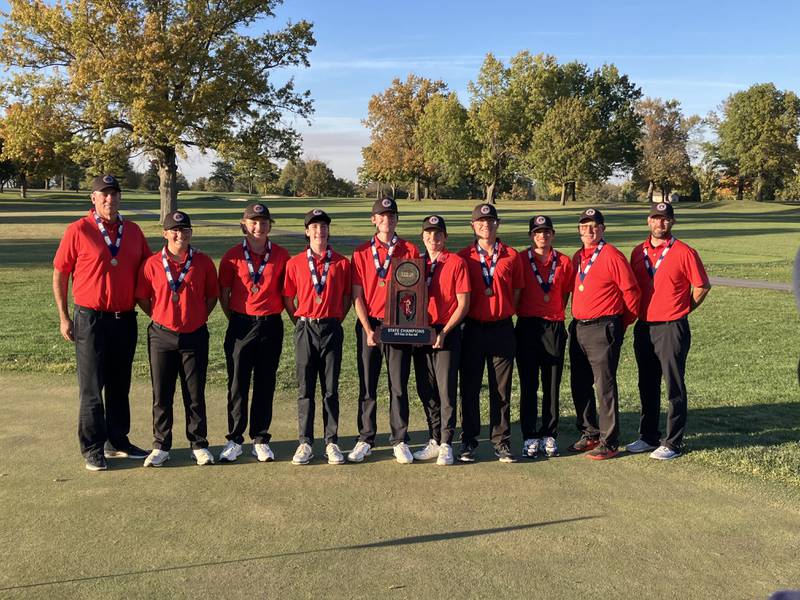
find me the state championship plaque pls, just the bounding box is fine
[380,257,433,344]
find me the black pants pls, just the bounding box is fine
[147,323,209,451]
[633,318,691,451]
[459,318,515,449]
[295,318,343,445]
[413,325,462,445]
[223,313,283,444]
[73,306,138,457]
[569,316,623,449]
[355,317,412,445]
[515,317,567,439]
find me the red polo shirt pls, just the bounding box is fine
[630,236,709,322]
[218,241,289,316]
[284,248,351,319]
[458,240,524,321]
[351,236,420,319]
[516,248,574,321]
[571,242,640,325]
[53,211,151,312]
[425,251,471,325]
[136,248,219,333]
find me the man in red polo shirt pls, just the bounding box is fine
[135,211,218,467]
[411,215,471,466]
[53,174,151,471]
[349,197,420,464]
[568,208,640,460]
[515,215,574,459]
[283,209,351,466]
[626,202,710,460]
[458,203,525,463]
[217,203,289,463]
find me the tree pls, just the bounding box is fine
[209,160,236,192]
[0,0,314,220]
[417,93,477,191]
[715,83,800,201]
[277,160,307,196]
[302,160,335,196]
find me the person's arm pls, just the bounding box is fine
[352,284,378,346]
[53,269,73,342]
[341,294,351,321]
[433,292,470,349]
[136,298,152,317]
[513,288,522,310]
[690,284,711,312]
[219,287,232,319]
[283,295,298,325]
[206,296,218,316]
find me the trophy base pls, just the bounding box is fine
[380,326,432,345]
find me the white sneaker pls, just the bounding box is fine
[252,443,274,462]
[143,449,169,467]
[650,445,681,460]
[522,438,540,458]
[292,443,314,465]
[436,443,454,466]
[218,440,243,462]
[626,439,658,454]
[542,436,558,457]
[193,448,214,465]
[325,443,345,465]
[347,441,372,463]
[393,442,414,464]
[413,439,440,461]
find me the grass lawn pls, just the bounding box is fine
[0,190,799,597]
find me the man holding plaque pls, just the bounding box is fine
[412,215,471,466]
[283,209,351,466]
[458,203,525,463]
[568,208,640,460]
[515,215,574,459]
[625,202,710,460]
[135,211,218,467]
[218,203,290,463]
[53,174,151,471]
[349,197,420,464]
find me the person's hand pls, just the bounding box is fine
[60,317,74,342]
[367,327,380,347]
[432,331,445,349]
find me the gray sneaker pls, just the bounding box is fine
[219,440,243,462]
[325,443,345,465]
[626,439,658,454]
[522,438,540,458]
[85,453,108,471]
[649,445,681,460]
[292,443,314,465]
[413,439,440,461]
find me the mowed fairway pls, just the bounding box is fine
[0,191,799,598]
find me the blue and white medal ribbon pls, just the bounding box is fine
[162,246,193,303]
[528,248,557,302]
[93,210,123,266]
[643,237,676,278]
[476,240,499,296]
[577,240,605,292]
[307,246,332,303]
[243,239,271,293]
[371,233,397,287]
[423,253,439,288]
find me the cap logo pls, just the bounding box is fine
[657,203,667,211]
[480,205,491,215]
[312,209,322,216]
[535,216,545,225]
[586,208,596,216]
[429,216,439,224]
[103,175,114,184]
[382,199,392,208]
[253,204,265,214]
[173,212,184,221]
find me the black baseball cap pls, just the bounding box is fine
[422,214,447,233]
[305,208,331,227]
[471,203,498,221]
[243,203,274,221]
[91,174,121,193]
[372,197,398,215]
[529,215,554,233]
[578,208,604,225]
[649,202,675,219]
[163,210,192,230]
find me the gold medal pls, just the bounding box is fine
[251,285,260,294]
[484,288,494,297]
[578,284,585,292]
[110,258,118,266]
[172,292,180,303]
[378,280,386,287]
[543,294,550,303]
[315,296,323,304]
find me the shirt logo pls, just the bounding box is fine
[586,208,596,216]
[103,175,115,184]
[657,203,667,211]
[173,212,184,221]
[535,216,545,225]
[312,209,322,216]
[253,204,265,214]
[480,205,491,215]
[428,216,439,224]
[381,199,392,208]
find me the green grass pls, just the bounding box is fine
[1,190,799,597]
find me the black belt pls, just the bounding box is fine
[75,305,136,320]
[642,316,686,326]
[151,322,178,334]
[299,316,340,325]
[575,315,620,325]
[466,317,512,328]
[232,311,281,322]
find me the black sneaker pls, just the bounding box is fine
[458,445,477,463]
[104,442,150,459]
[85,454,108,471]
[494,445,518,463]
[567,435,600,453]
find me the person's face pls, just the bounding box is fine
[472,217,499,240]
[371,211,398,235]
[530,228,555,250]
[242,217,271,240]
[648,215,674,240]
[578,221,605,247]
[422,229,447,254]
[306,221,329,246]
[163,227,192,252]
[91,189,120,221]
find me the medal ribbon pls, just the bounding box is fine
[423,253,439,288]
[92,210,123,257]
[243,239,271,285]
[307,246,332,295]
[578,240,605,284]
[527,248,557,293]
[476,240,499,289]
[643,237,676,278]
[162,246,193,293]
[370,233,398,280]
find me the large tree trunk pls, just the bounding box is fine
[390,183,396,199]
[647,180,654,202]
[19,172,27,199]
[570,181,577,202]
[157,147,179,223]
[736,177,744,201]
[485,181,496,203]
[413,177,420,202]
[61,174,67,191]
[560,182,568,206]
[376,182,381,200]
[754,173,766,202]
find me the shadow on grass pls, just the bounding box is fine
[0,515,600,592]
